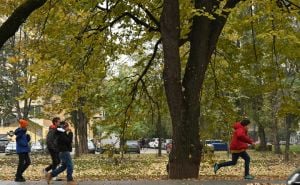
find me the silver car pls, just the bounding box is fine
[5,142,16,155]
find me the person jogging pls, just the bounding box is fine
[213,119,255,180]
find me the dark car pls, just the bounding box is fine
[125,140,140,154]
[0,138,9,153]
[287,168,300,185]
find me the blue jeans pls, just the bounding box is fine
[218,151,250,176]
[51,152,73,181]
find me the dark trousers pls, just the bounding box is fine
[218,151,250,176]
[45,148,60,172]
[16,153,31,178]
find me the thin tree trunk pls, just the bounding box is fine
[270,92,281,154]
[71,111,80,157]
[156,104,162,157]
[284,114,293,161]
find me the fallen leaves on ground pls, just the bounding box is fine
[0,150,298,181]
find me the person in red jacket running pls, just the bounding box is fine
[213,119,255,180]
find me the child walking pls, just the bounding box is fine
[213,119,255,180]
[15,119,31,182]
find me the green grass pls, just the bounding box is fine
[281,144,300,153]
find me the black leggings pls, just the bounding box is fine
[218,151,250,176]
[16,153,31,178]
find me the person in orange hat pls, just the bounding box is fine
[14,119,31,182]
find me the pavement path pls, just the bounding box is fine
[0,179,286,185]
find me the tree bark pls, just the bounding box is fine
[284,114,295,161]
[161,0,243,179]
[71,109,88,156]
[77,109,88,154]
[252,96,267,151]
[0,0,48,49]
[270,92,281,154]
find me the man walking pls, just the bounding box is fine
[46,121,76,185]
[43,117,61,180]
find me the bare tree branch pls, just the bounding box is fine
[137,4,160,30]
[130,38,162,96]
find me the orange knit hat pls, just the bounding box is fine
[19,119,29,128]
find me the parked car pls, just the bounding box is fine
[287,168,300,185]
[0,138,9,153]
[148,138,165,148]
[5,142,16,155]
[205,140,228,151]
[125,140,140,154]
[97,133,120,154]
[31,142,45,153]
[88,140,96,154]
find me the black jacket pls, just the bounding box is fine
[56,128,73,152]
[46,125,58,151]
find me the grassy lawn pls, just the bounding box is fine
[0,150,298,181]
[281,145,300,153]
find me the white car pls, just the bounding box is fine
[31,142,45,153]
[5,142,16,155]
[148,138,165,148]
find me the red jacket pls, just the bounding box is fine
[230,122,253,151]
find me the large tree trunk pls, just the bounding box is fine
[161,0,243,179]
[71,109,88,157]
[77,109,88,154]
[0,0,48,49]
[284,114,295,161]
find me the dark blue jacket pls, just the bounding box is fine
[15,128,31,153]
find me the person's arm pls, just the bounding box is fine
[236,128,253,144]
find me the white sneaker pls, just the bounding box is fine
[52,177,57,181]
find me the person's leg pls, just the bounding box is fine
[45,149,56,172]
[240,151,251,177]
[64,152,74,181]
[219,153,239,168]
[15,153,25,180]
[214,153,240,174]
[20,153,31,175]
[52,151,60,171]
[50,152,66,178]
